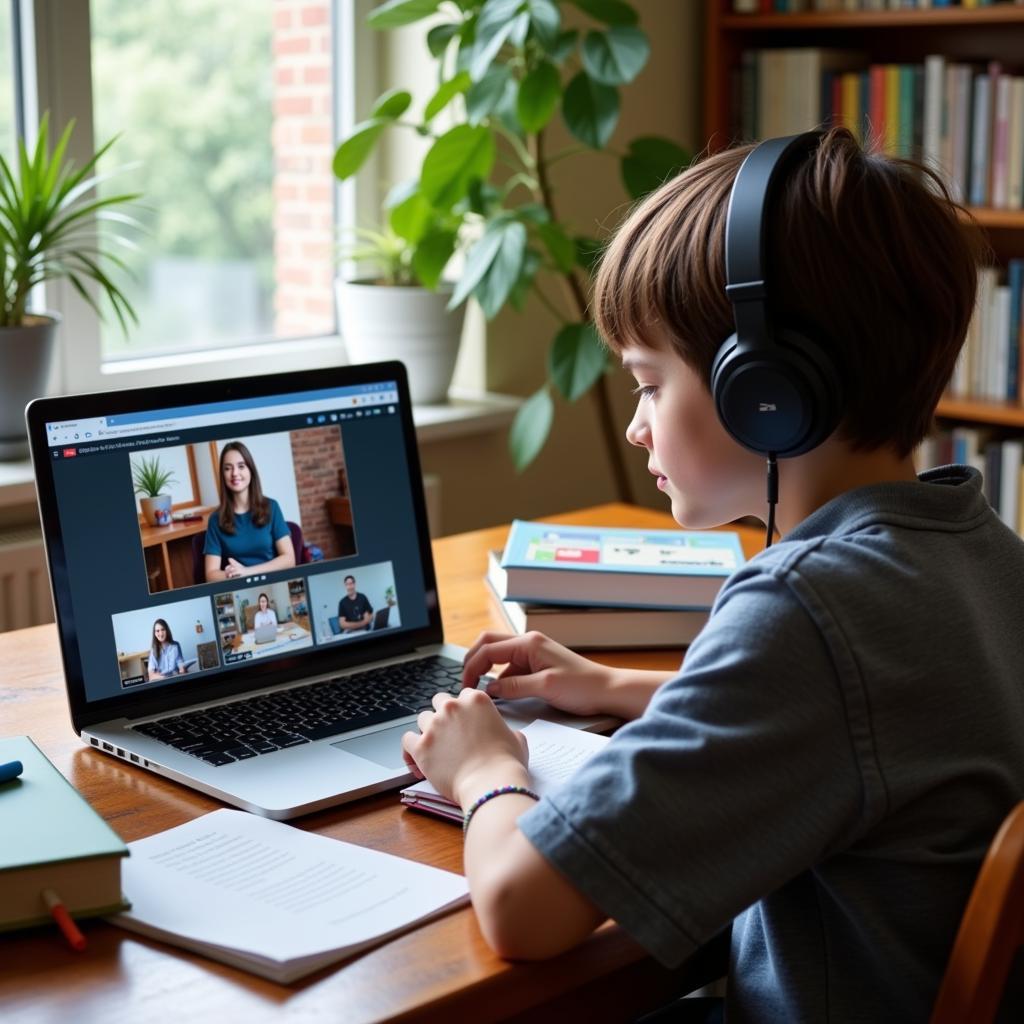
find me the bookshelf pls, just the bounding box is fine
[706,3,1024,487]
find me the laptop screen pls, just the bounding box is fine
[28,363,441,726]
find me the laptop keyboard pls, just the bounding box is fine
[131,655,464,766]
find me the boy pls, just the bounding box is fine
[400,127,1024,1021]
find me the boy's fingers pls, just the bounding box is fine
[462,636,526,687]
[485,674,539,701]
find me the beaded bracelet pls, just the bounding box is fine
[463,785,540,835]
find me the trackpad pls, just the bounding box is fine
[331,723,416,769]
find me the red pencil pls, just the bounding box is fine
[42,888,87,952]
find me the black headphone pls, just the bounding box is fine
[710,131,844,459]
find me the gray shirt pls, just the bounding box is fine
[520,466,1024,1023]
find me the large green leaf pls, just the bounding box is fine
[389,189,433,244]
[526,0,560,48]
[372,89,413,120]
[470,0,523,80]
[367,0,443,29]
[332,119,386,179]
[424,72,472,121]
[427,22,461,57]
[562,72,619,148]
[466,65,512,124]
[568,0,638,26]
[509,388,554,471]
[509,249,541,311]
[621,136,690,199]
[420,124,496,210]
[549,322,607,401]
[412,227,458,289]
[449,225,506,310]
[581,27,649,86]
[474,219,527,318]
[517,60,561,133]
[537,221,575,273]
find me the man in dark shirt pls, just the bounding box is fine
[337,574,372,632]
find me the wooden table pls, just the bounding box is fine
[0,503,762,1024]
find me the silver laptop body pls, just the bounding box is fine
[28,362,610,820]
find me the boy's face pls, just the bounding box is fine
[622,335,763,529]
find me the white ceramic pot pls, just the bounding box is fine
[336,280,466,405]
[140,494,173,527]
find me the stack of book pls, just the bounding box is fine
[485,520,745,650]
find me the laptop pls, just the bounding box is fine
[253,622,278,644]
[27,361,612,820]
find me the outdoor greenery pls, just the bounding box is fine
[0,114,140,330]
[333,0,689,488]
[92,0,273,353]
[132,455,178,498]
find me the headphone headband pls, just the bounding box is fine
[723,132,821,347]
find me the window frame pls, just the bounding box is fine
[28,0,380,395]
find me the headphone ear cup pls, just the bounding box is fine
[711,328,842,457]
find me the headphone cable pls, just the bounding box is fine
[765,452,778,549]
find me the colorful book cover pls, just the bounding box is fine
[500,521,745,610]
[868,65,887,153]
[884,65,900,156]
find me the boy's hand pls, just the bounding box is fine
[401,688,529,804]
[461,631,619,718]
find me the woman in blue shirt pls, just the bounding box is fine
[204,441,295,582]
[148,618,185,680]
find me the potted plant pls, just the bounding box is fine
[133,455,178,527]
[337,224,465,405]
[0,114,140,458]
[333,0,688,496]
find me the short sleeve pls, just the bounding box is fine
[362,595,373,616]
[269,500,289,543]
[203,514,223,556]
[518,566,866,969]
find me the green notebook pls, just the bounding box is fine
[0,735,130,931]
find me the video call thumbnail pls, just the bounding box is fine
[307,562,400,645]
[112,596,221,689]
[215,579,314,665]
[129,426,357,595]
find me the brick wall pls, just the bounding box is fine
[272,1,335,338]
[290,426,350,559]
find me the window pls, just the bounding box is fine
[31,0,374,391]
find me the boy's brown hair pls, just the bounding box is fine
[593,126,984,456]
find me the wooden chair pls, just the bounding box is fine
[931,801,1024,1024]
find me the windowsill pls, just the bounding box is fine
[0,391,522,509]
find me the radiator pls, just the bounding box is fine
[0,525,54,632]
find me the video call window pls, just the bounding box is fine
[112,597,221,690]
[129,427,356,595]
[215,579,313,665]
[306,562,400,645]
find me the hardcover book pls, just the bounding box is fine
[485,550,709,649]
[0,735,129,932]
[499,521,744,610]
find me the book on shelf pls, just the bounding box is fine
[107,808,469,984]
[946,259,1024,404]
[401,719,611,824]
[499,520,745,610]
[0,735,130,933]
[733,43,1024,211]
[486,549,709,649]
